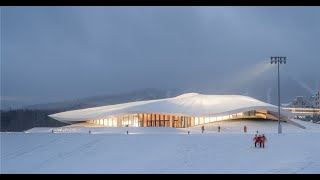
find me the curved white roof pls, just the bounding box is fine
[49,93,294,123]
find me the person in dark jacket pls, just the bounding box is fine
[201,125,204,133]
[260,134,267,148]
[253,134,259,148]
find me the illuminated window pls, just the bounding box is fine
[205,117,210,123]
[200,117,204,124]
[113,118,117,127]
[191,117,195,126]
[237,112,243,117]
[195,117,199,125]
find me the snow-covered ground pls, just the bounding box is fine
[1,119,320,174]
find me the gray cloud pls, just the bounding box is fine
[1,6,320,105]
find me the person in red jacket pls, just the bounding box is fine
[260,134,267,148]
[253,134,259,148]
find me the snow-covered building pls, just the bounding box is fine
[285,96,314,108]
[282,95,320,121]
[49,93,304,128]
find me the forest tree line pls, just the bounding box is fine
[1,109,67,132]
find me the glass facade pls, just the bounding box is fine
[87,110,261,128]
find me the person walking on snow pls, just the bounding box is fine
[201,125,204,133]
[260,134,267,148]
[258,135,263,148]
[244,126,247,133]
[218,126,221,132]
[253,134,259,148]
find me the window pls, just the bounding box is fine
[205,117,210,123]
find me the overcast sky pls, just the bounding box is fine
[1,6,320,105]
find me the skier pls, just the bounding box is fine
[260,134,267,148]
[201,125,204,133]
[218,126,221,132]
[244,126,247,133]
[253,134,259,148]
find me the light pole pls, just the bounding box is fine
[270,56,286,133]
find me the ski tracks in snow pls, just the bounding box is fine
[1,136,61,162]
[24,137,103,173]
[267,160,316,174]
[170,135,212,173]
[176,142,194,168]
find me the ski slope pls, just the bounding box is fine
[1,119,320,174]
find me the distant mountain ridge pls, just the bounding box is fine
[3,78,319,112]
[24,88,183,111]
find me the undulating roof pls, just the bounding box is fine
[49,93,294,122]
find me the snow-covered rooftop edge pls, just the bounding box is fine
[48,93,299,125]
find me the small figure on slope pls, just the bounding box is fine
[253,134,260,148]
[260,134,267,148]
